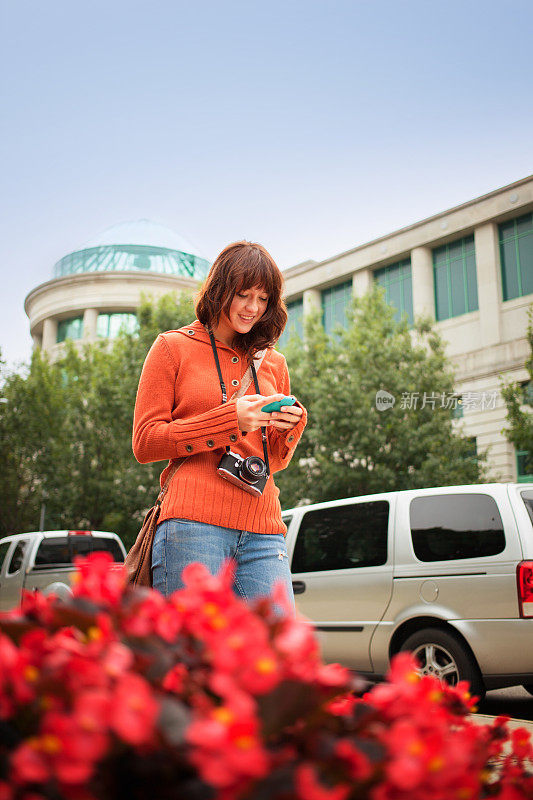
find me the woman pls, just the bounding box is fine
[132,240,307,606]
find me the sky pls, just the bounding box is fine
[1,0,532,370]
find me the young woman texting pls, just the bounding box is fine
[132,241,307,606]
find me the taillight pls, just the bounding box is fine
[517,561,533,618]
[68,530,92,535]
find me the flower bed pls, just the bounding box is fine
[0,552,531,799]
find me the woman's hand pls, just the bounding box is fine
[236,395,275,432]
[267,399,304,431]
[236,394,304,433]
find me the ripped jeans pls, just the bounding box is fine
[152,517,295,609]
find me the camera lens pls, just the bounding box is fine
[240,456,267,484]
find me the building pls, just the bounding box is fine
[25,177,533,481]
[280,175,533,483]
[24,219,210,361]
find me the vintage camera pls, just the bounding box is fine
[217,451,268,497]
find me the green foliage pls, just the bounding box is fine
[1,287,487,543]
[137,291,195,354]
[0,292,194,546]
[276,286,487,508]
[501,305,533,476]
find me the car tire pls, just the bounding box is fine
[400,627,485,701]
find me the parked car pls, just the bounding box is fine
[283,483,533,699]
[0,530,126,612]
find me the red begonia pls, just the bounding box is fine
[0,552,531,800]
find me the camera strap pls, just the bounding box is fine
[207,329,270,477]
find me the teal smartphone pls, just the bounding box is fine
[261,396,296,413]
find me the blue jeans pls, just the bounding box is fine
[152,517,295,609]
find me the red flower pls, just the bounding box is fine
[274,613,322,682]
[0,633,21,717]
[71,552,125,607]
[108,672,159,745]
[510,727,533,761]
[11,710,104,786]
[69,690,112,769]
[187,699,269,789]
[162,663,188,694]
[0,782,12,800]
[325,692,359,716]
[19,588,57,625]
[295,764,350,800]
[122,590,183,642]
[334,739,372,781]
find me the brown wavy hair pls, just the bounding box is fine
[196,240,287,358]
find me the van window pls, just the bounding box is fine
[291,501,389,573]
[91,538,124,562]
[410,494,505,562]
[0,541,11,573]
[34,536,124,569]
[520,489,533,527]
[34,537,70,568]
[7,541,27,575]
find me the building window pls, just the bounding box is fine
[278,298,304,348]
[499,213,533,301]
[520,380,533,407]
[374,259,413,324]
[433,235,478,321]
[517,450,533,482]
[57,316,83,343]
[96,313,139,338]
[321,280,352,336]
[465,436,477,460]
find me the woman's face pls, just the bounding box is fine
[223,285,269,336]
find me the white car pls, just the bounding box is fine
[0,529,126,612]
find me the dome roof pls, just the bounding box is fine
[80,219,207,260]
[53,219,210,281]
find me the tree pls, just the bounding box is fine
[0,349,66,535]
[0,291,195,546]
[276,286,487,508]
[501,305,533,475]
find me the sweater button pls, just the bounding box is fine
[287,435,295,442]
[231,356,239,363]
[231,379,239,387]
[229,434,237,442]
[206,439,214,447]
[185,444,193,452]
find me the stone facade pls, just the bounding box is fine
[25,271,197,362]
[282,176,533,482]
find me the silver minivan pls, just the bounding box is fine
[283,483,533,700]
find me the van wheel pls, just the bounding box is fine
[400,628,485,701]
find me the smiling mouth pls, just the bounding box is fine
[239,315,255,322]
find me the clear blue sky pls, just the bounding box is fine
[1,0,532,368]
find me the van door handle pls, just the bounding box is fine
[292,580,306,594]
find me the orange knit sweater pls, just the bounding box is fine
[132,321,307,535]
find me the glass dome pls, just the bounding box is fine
[53,220,210,280]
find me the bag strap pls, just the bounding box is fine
[231,349,267,400]
[155,457,186,505]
